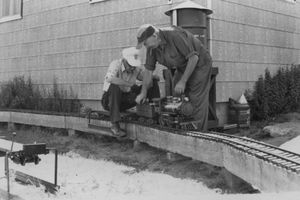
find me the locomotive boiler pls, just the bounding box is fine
[133,96,201,130]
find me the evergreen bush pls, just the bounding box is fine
[246,65,300,120]
[0,76,82,114]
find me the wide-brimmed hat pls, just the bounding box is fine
[136,24,155,49]
[122,47,142,67]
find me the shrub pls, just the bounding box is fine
[246,65,300,120]
[0,76,82,114]
[0,76,39,110]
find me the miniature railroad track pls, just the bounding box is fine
[186,131,300,173]
[88,111,300,174]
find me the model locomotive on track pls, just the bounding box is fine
[128,96,201,130]
[88,96,201,131]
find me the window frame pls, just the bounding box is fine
[0,0,23,24]
[282,0,297,4]
[89,0,108,4]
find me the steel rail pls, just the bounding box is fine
[186,131,300,173]
[209,131,300,158]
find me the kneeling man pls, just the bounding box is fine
[101,47,160,137]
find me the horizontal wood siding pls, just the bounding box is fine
[212,0,300,101]
[0,0,176,101]
[0,0,299,105]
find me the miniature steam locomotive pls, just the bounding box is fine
[130,96,201,130]
[88,96,201,131]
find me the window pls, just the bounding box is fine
[0,0,22,23]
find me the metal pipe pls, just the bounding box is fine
[54,149,58,186]
[5,152,10,194]
[10,132,16,152]
[207,0,213,55]
[172,9,177,26]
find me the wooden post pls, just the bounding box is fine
[67,129,77,136]
[166,152,185,162]
[7,122,16,131]
[133,140,142,151]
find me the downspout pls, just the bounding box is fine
[172,8,177,26]
[207,0,213,56]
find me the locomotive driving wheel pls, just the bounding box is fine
[138,117,145,123]
[158,116,166,126]
[146,119,155,125]
[165,119,173,128]
[127,116,133,122]
[181,124,187,130]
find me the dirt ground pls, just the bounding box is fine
[0,123,258,194]
[234,112,300,146]
[0,112,299,194]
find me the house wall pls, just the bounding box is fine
[211,0,300,123]
[0,0,176,109]
[212,0,300,101]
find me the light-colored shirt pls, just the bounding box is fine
[103,59,142,92]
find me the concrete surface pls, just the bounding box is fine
[0,138,23,153]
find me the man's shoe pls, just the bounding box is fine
[111,122,126,137]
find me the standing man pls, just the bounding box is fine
[135,24,212,131]
[102,47,160,137]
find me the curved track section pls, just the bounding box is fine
[186,131,300,173]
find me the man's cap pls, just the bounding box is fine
[122,47,142,67]
[136,24,155,49]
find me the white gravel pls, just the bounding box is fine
[0,144,299,200]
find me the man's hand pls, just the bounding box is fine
[152,74,160,81]
[135,93,146,104]
[174,80,186,95]
[128,82,135,87]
